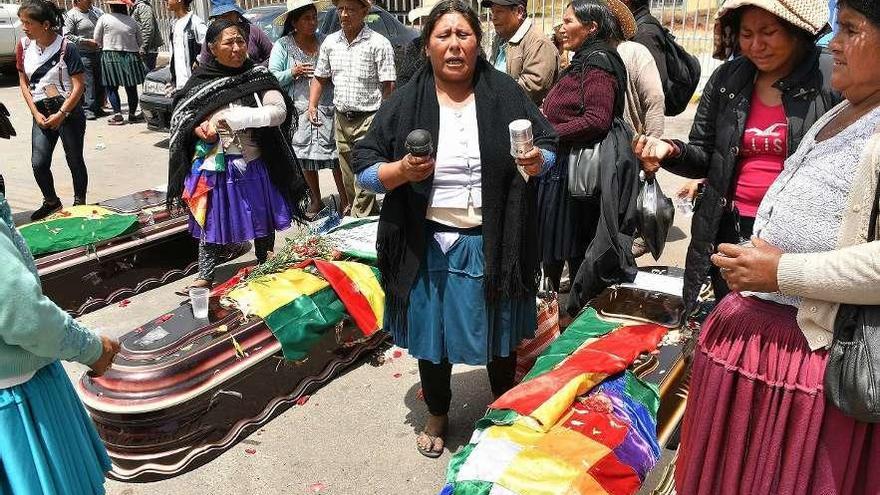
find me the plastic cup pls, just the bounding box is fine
[189,287,210,319]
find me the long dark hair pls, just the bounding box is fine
[839,0,880,28]
[17,0,64,29]
[420,0,482,49]
[568,0,617,44]
[282,5,317,37]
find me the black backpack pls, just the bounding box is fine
[651,20,701,116]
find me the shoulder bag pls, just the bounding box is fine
[567,53,618,201]
[824,178,880,422]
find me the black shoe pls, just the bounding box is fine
[127,113,145,123]
[73,196,86,206]
[30,199,62,221]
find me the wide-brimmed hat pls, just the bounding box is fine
[331,0,371,8]
[105,0,133,6]
[210,0,245,18]
[286,0,316,14]
[603,0,637,40]
[713,0,829,59]
[408,0,441,23]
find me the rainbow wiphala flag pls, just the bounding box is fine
[441,309,667,495]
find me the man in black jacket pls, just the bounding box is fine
[624,0,667,82]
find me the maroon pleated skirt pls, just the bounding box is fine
[676,293,880,495]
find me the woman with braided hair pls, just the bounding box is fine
[168,18,308,291]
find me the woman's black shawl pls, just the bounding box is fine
[166,63,308,221]
[353,59,559,332]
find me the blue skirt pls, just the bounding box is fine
[0,362,110,495]
[388,223,536,365]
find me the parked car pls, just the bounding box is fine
[140,4,417,132]
[0,4,22,73]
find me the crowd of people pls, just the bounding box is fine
[3,0,880,492]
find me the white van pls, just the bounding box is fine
[0,4,22,73]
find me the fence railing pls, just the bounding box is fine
[40,0,721,81]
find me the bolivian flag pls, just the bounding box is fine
[224,261,383,361]
[442,309,667,495]
[19,205,139,256]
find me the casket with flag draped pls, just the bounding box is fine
[441,266,697,495]
[31,190,219,317]
[78,226,387,481]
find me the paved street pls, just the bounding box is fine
[0,69,696,495]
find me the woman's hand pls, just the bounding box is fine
[45,112,65,130]
[308,106,320,126]
[33,111,49,128]
[515,147,543,177]
[88,335,120,377]
[195,120,218,143]
[292,63,314,79]
[397,153,435,183]
[711,237,784,293]
[678,179,703,200]
[632,134,674,175]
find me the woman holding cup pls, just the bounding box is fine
[269,0,345,219]
[353,0,557,458]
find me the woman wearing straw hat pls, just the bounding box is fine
[94,0,147,125]
[269,0,345,219]
[632,0,841,313]
[640,1,880,492]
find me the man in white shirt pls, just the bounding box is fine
[166,0,207,90]
[308,0,395,217]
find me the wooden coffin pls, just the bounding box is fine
[36,190,204,317]
[78,293,387,482]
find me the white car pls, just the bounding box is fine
[0,4,22,73]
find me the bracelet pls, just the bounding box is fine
[60,110,71,118]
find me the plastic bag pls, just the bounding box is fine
[636,173,675,260]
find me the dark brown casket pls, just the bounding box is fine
[78,293,387,482]
[36,190,216,317]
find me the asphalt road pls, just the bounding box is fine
[0,69,696,495]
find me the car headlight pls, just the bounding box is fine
[143,80,165,95]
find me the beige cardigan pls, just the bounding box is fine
[774,101,880,350]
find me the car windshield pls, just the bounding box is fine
[245,7,328,42]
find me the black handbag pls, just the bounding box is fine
[824,181,880,422]
[567,51,617,201]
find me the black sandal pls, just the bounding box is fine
[416,431,445,459]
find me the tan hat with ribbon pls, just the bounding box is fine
[286,0,315,14]
[603,0,637,40]
[713,0,830,59]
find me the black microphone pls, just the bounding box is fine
[405,129,434,157]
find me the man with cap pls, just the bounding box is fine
[308,0,395,218]
[197,0,274,66]
[483,0,559,105]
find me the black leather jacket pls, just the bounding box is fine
[663,46,841,312]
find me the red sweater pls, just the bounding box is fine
[542,68,617,146]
